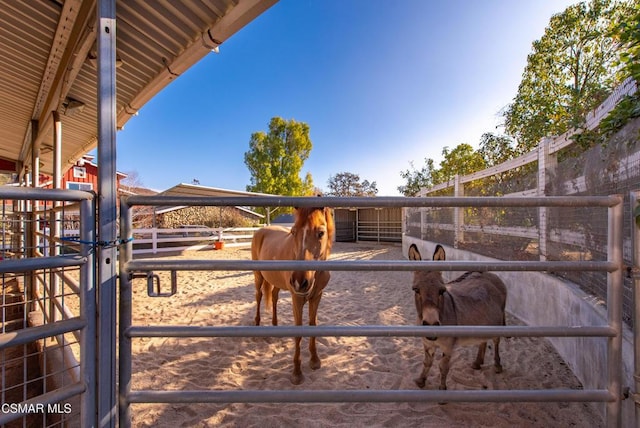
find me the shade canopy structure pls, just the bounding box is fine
[0,2,277,426]
[0,0,277,179]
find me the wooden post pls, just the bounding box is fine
[454,174,464,248]
[537,138,557,261]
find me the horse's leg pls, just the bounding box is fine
[472,342,487,370]
[414,341,436,389]
[308,293,322,370]
[253,273,263,326]
[271,287,280,326]
[308,271,329,371]
[290,294,305,385]
[493,337,503,373]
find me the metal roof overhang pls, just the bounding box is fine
[159,182,276,198]
[154,182,273,217]
[0,0,277,179]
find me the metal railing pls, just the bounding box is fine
[118,195,625,427]
[356,219,402,242]
[0,186,95,427]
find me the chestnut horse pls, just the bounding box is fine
[251,207,334,384]
[410,244,507,391]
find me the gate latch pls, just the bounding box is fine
[131,271,177,297]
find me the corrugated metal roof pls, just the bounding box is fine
[155,182,272,217]
[159,182,275,198]
[0,0,277,178]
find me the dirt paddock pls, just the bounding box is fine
[127,242,602,427]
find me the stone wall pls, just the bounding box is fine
[157,206,259,228]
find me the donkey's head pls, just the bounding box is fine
[289,207,334,296]
[412,245,447,340]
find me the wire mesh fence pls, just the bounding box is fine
[1,190,93,427]
[408,117,640,327]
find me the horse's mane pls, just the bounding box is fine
[293,207,335,250]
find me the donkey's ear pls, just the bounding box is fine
[408,245,422,261]
[433,245,446,261]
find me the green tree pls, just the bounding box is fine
[612,1,640,82]
[244,117,315,197]
[477,133,517,167]
[477,132,526,195]
[438,144,486,182]
[327,172,378,196]
[398,158,439,196]
[504,0,629,152]
[398,143,485,196]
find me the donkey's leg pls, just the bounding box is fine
[438,351,452,390]
[415,342,436,389]
[271,287,280,326]
[472,342,487,370]
[253,273,263,326]
[290,294,305,385]
[492,337,503,373]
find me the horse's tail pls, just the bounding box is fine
[251,229,272,313]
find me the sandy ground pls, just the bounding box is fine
[126,242,603,427]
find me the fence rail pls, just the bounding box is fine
[118,194,625,427]
[131,226,257,254]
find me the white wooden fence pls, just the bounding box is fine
[131,226,257,255]
[419,77,637,198]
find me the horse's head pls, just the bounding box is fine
[289,207,334,296]
[412,245,446,340]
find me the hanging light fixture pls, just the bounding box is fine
[61,97,85,117]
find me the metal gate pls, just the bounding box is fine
[118,194,625,427]
[0,186,96,427]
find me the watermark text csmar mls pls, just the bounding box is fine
[1,403,72,414]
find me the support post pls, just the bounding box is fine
[50,111,62,322]
[118,200,133,428]
[537,138,554,261]
[453,174,464,248]
[27,120,38,308]
[97,0,118,426]
[80,197,97,427]
[630,190,640,427]
[606,195,624,427]
[377,208,381,244]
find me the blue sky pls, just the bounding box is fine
[115,0,578,196]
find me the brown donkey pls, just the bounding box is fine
[411,244,507,390]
